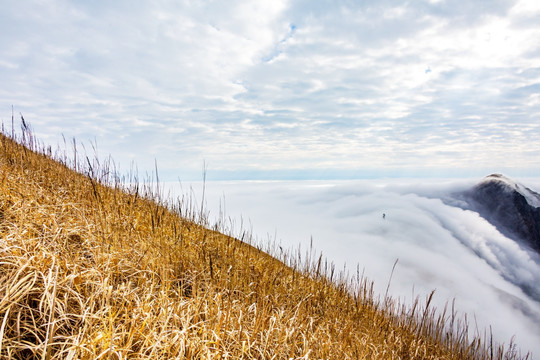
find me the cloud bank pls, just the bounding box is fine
[173,177,540,356]
[2,1,540,179]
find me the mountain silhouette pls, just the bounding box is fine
[463,174,540,254]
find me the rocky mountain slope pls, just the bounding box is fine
[462,174,540,254]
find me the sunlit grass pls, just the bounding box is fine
[0,119,529,359]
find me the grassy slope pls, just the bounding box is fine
[0,130,527,359]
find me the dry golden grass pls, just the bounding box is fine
[0,122,529,359]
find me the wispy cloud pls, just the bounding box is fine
[1,0,539,179]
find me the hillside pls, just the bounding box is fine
[463,173,540,254]
[0,126,528,359]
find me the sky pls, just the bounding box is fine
[1,0,540,180]
[179,177,540,356]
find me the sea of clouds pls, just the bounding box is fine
[165,177,540,356]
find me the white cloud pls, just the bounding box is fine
[1,0,540,179]
[176,177,540,355]
[511,0,540,16]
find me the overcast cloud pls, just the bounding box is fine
[2,0,540,180]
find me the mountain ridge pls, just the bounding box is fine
[462,173,540,254]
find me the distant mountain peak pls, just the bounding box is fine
[479,173,520,191]
[484,173,507,179]
[478,174,540,208]
[465,174,540,253]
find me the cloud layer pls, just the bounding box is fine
[2,0,540,179]
[176,177,540,356]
